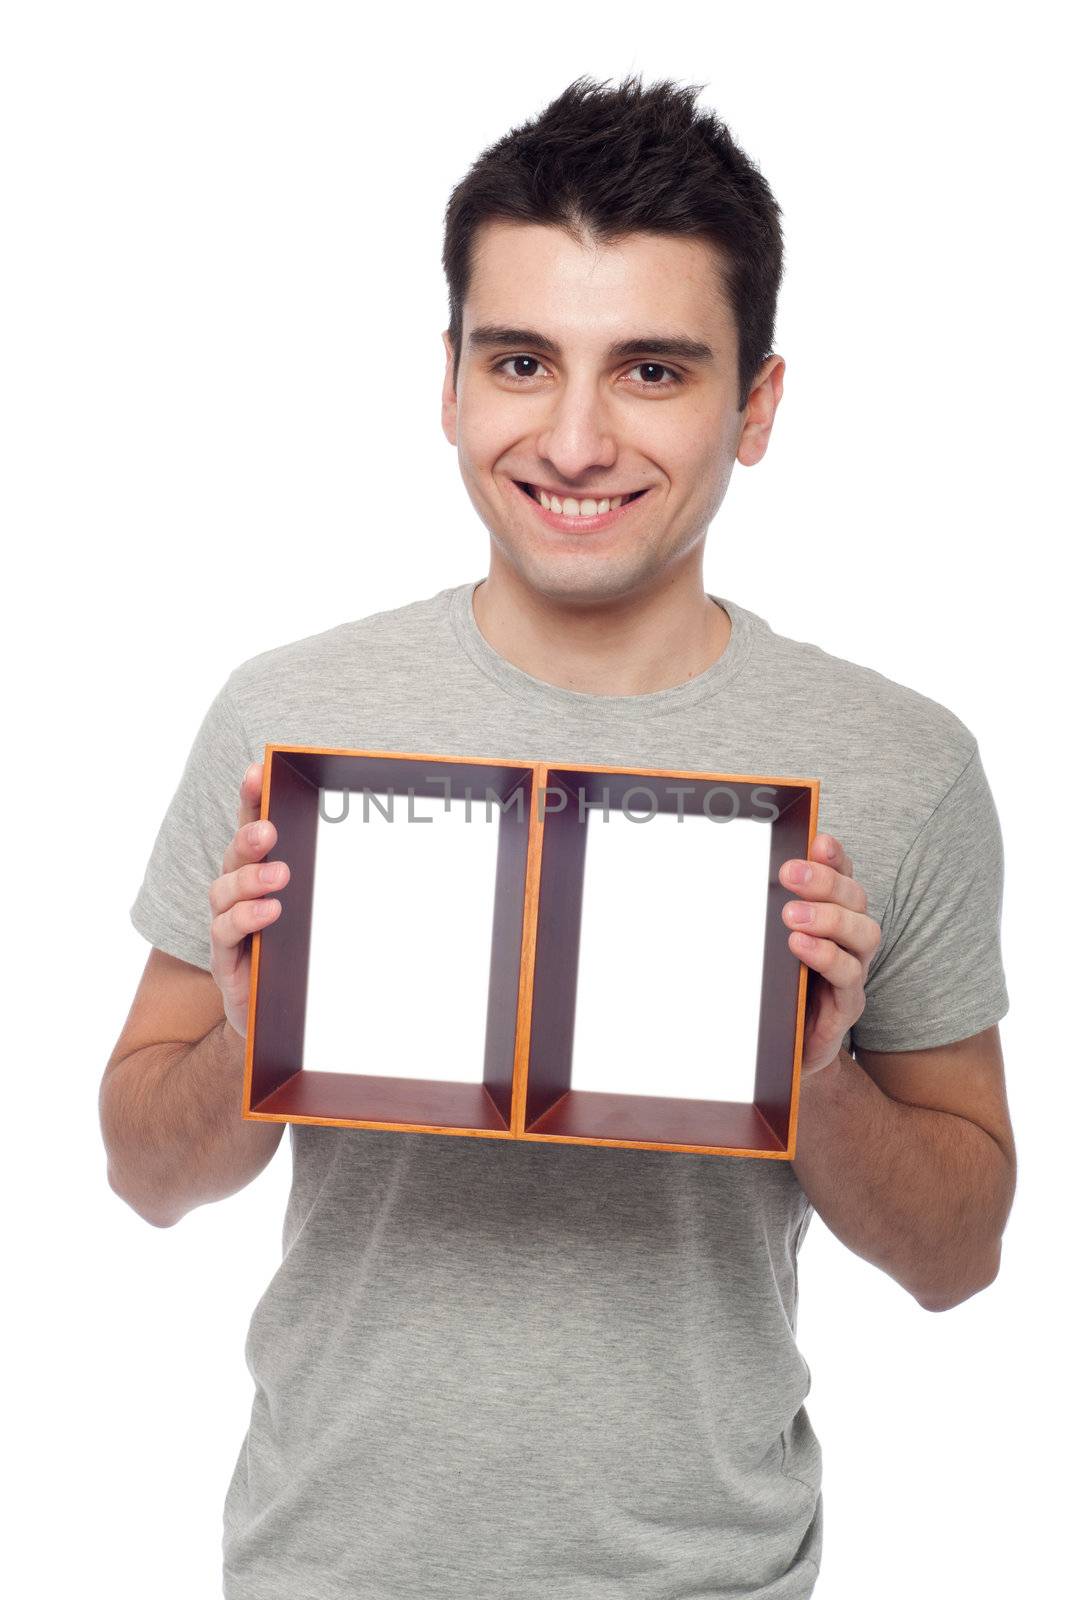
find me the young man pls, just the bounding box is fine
[101,74,1016,1600]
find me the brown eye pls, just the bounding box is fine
[498,356,544,381]
[629,362,681,388]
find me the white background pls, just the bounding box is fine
[3,3,1085,1595]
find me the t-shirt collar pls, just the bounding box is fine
[447,578,754,721]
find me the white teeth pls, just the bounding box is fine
[529,484,631,517]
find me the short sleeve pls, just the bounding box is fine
[851,742,1010,1053]
[129,674,255,971]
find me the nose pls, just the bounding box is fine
[534,377,620,483]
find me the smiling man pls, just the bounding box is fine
[102,74,1016,1600]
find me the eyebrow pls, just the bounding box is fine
[466,324,716,365]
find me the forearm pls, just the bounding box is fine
[791,1049,1014,1310]
[100,1018,283,1227]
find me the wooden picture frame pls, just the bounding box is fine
[243,745,820,1159]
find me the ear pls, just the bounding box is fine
[441,329,457,446]
[736,354,786,468]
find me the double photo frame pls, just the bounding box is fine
[242,745,820,1159]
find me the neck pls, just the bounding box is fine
[471,557,732,697]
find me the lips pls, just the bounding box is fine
[507,473,652,533]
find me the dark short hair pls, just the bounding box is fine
[442,73,785,411]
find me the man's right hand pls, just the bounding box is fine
[209,761,291,1039]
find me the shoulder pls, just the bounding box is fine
[222,585,456,715]
[737,600,980,799]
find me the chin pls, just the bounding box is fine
[505,545,657,607]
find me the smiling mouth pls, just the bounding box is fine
[517,481,648,515]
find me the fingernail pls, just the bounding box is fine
[786,902,813,922]
[786,861,812,885]
[259,863,281,884]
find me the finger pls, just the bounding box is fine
[221,761,269,874]
[210,892,282,991]
[813,832,854,879]
[783,900,882,967]
[778,857,867,914]
[801,974,863,1060]
[209,858,291,917]
[222,815,279,876]
[211,895,282,958]
[238,760,264,824]
[789,931,866,1008]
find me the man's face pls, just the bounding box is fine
[441,220,779,606]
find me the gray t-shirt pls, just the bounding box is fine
[129,579,1009,1600]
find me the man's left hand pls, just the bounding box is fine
[779,832,883,1076]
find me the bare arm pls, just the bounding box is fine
[100,761,289,1227]
[778,831,1016,1313]
[791,1028,1016,1310]
[99,952,284,1227]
